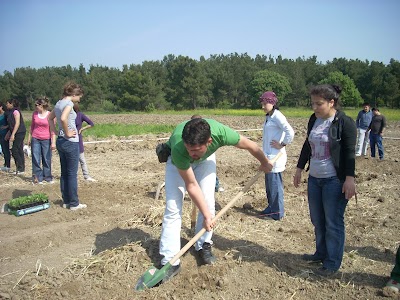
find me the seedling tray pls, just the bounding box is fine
[8,202,50,216]
[7,193,50,217]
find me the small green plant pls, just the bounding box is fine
[7,193,49,210]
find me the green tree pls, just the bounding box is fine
[318,71,362,107]
[249,70,292,108]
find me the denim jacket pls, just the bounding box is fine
[296,111,356,181]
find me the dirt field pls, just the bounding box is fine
[0,114,399,300]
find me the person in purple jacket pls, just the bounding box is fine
[74,103,97,182]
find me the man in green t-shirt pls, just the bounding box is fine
[159,118,273,283]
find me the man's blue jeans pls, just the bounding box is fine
[31,137,53,182]
[264,172,284,220]
[369,133,384,159]
[308,175,348,271]
[56,137,80,207]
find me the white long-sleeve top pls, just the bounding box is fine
[262,109,295,173]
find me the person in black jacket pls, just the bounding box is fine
[5,99,27,175]
[293,84,356,277]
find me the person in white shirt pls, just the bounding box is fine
[259,91,294,220]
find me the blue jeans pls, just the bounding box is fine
[56,137,80,207]
[263,172,284,220]
[369,133,384,159]
[308,176,348,271]
[31,137,53,182]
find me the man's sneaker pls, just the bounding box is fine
[46,180,55,184]
[85,177,97,182]
[16,171,25,176]
[302,253,323,264]
[70,203,87,211]
[314,266,338,277]
[0,167,11,172]
[198,242,216,265]
[385,279,400,293]
[161,264,181,283]
[62,203,70,209]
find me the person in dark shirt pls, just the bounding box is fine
[0,103,11,171]
[74,103,96,182]
[6,99,26,175]
[368,108,386,160]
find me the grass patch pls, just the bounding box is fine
[84,124,176,138]
[109,107,399,120]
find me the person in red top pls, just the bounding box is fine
[28,97,56,184]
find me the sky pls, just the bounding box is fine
[0,0,399,74]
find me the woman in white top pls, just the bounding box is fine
[259,91,294,220]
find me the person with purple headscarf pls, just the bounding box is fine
[259,91,294,220]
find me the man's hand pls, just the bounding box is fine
[203,216,215,232]
[259,160,273,173]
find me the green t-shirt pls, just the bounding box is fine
[166,119,240,170]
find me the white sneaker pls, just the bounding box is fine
[16,171,25,175]
[70,203,87,211]
[1,167,11,172]
[62,204,70,209]
[46,180,55,184]
[85,177,97,182]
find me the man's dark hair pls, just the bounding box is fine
[372,107,379,112]
[362,102,370,106]
[182,118,211,146]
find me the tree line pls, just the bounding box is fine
[1,53,399,111]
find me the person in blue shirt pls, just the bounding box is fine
[355,102,372,156]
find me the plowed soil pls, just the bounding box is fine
[1,113,399,300]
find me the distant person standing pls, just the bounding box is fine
[5,99,26,175]
[74,103,96,182]
[368,108,386,160]
[259,91,294,220]
[48,82,87,211]
[0,103,11,172]
[28,97,55,184]
[355,102,372,157]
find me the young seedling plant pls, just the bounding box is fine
[7,193,49,211]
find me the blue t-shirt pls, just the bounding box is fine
[0,113,8,137]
